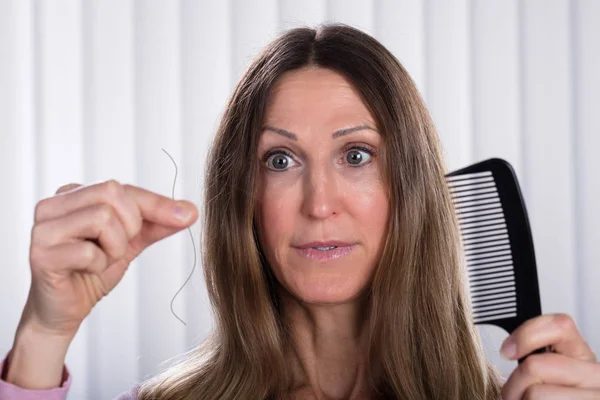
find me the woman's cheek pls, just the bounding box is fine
[259,171,301,236]
[340,166,388,226]
[340,164,386,196]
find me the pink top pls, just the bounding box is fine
[1,352,506,398]
[0,353,139,399]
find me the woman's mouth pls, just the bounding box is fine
[313,246,337,251]
[293,242,356,261]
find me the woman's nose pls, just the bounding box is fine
[301,168,339,220]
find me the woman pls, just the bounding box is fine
[1,23,598,400]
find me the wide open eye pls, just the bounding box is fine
[345,146,373,167]
[265,150,297,172]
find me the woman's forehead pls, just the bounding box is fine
[265,68,376,127]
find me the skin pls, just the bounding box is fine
[7,181,198,389]
[500,313,599,399]
[255,67,600,399]
[255,67,389,398]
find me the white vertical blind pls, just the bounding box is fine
[374,0,426,93]
[0,0,37,391]
[470,0,523,374]
[83,1,138,398]
[471,0,522,178]
[574,0,600,354]
[231,0,278,81]
[134,0,188,383]
[521,0,578,327]
[328,0,374,35]
[279,0,327,31]
[1,1,598,398]
[36,1,89,397]
[425,0,473,171]
[179,0,231,348]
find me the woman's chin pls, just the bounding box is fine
[284,281,368,305]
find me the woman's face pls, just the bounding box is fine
[256,67,389,304]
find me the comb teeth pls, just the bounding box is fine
[448,171,518,323]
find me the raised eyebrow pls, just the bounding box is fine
[262,125,296,140]
[331,125,377,138]
[261,124,377,140]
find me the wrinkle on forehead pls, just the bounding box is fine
[267,68,364,107]
[263,68,377,143]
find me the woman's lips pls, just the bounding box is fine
[293,244,356,261]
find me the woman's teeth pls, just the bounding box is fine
[313,246,338,251]
[295,244,355,261]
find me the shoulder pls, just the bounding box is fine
[114,383,141,400]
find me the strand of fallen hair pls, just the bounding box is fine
[162,148,198,327]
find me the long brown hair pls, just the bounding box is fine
[137,23,503,399]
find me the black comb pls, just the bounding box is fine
[446,158,546,364]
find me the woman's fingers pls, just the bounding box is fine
[22,179,199,338]
[97,190,200,301]
[501,313,597,363]
[31,203,130,269]
[125,218,190,257]
[37,180,142,240]
[122,184,197,227]
[518,383,600,400]
[38,181,196,241]
[55,183,83,195]
[33,181,198,277]
[501,352,600,399]
[30,240,108,277]
[500,314,599,399]
[99,258,130,295]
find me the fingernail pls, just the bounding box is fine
[172,202,192,221]
[500,338,517,359]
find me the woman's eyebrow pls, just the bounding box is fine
[262,125,297,140]
[332,125,377,138]
[261,124,376,140]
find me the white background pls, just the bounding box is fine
[0,1,598,398]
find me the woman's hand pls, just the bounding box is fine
[6,180,198,389]
[22,180,198,336]
[500,313,600,399]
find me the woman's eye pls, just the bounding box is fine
[345,148,372,166]
[266,152,296,171]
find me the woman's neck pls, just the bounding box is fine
[281,291,372,399]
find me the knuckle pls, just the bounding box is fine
[520,355,543,378]
[30,223,41,244]
[30,222,50,246]
[121,184,143,228]
[108,237,127,259]
[29,246,47,269]
[133,213,143,233]
[95,203,116,226]
[522,384,543,400]
[81,240,99,264]
[553,313,576,334]
[103,179,123,199]
[34,199,50,222]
